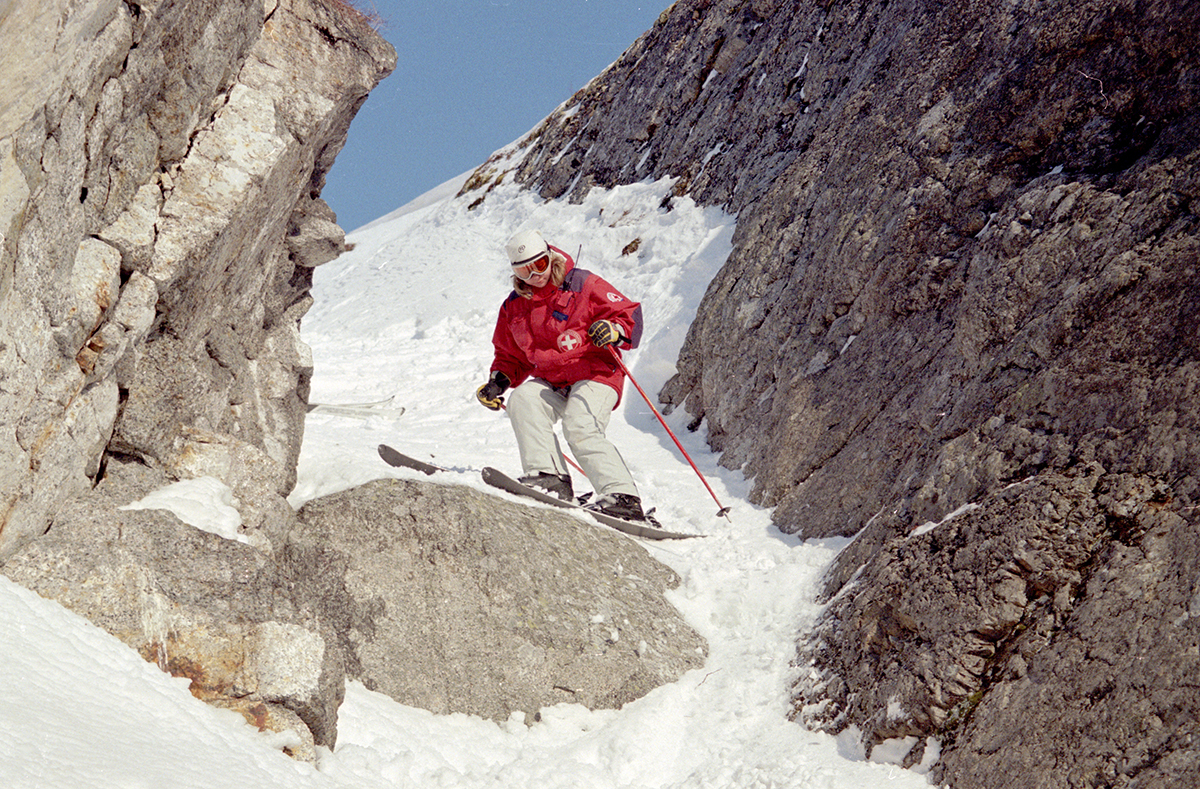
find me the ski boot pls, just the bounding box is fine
[584,493,646,522]
[517,472,574,502]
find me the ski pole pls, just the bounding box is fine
[608,347,731,520]
[561,452,586,476]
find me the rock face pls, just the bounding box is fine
[455,0,1200,784]
[287,478,707,722]
[0,0,396,559]
[793,467,1200,786]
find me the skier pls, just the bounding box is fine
[475,229,648,522]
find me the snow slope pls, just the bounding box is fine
[0,176,940,788]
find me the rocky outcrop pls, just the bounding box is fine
[793,466,1200,786]
[3,465,705,748]
[456,0,1199,784]
[1,457,345,757]
[287,478,707,722]
[0,0,395,559]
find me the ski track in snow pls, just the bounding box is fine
[1,177,936,789]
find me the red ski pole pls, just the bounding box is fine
[609,347,731,519]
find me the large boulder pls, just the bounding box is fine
[287,478,707,721]
[0,0,396,559]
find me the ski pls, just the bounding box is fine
[377,445,698,540]
[377,444,442,475]
[309,396,405,419]
[481,466,698,541]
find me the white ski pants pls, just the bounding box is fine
[506,378,638,498]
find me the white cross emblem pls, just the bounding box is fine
[558,331,582,352]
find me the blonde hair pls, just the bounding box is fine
[512,248,568,297]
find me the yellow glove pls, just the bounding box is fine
[588,320,622,347]
[475,371,510,410]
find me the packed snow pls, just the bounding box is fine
[120,476,249,544]
[0,175,941,788]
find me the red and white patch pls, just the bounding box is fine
[606,292,624,302]
[557,330,584,352]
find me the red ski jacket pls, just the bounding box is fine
[490,247,643,402]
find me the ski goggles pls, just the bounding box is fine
[511,252,552,281]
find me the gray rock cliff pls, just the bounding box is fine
[0,0,396,559]
[0,0,394,755]
[457,0,1199,784]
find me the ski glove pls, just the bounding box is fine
[476,371,511,411]
[587,320,622,348]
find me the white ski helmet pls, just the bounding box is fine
[506,229,548,266]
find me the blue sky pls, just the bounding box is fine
[321,0,675,231]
